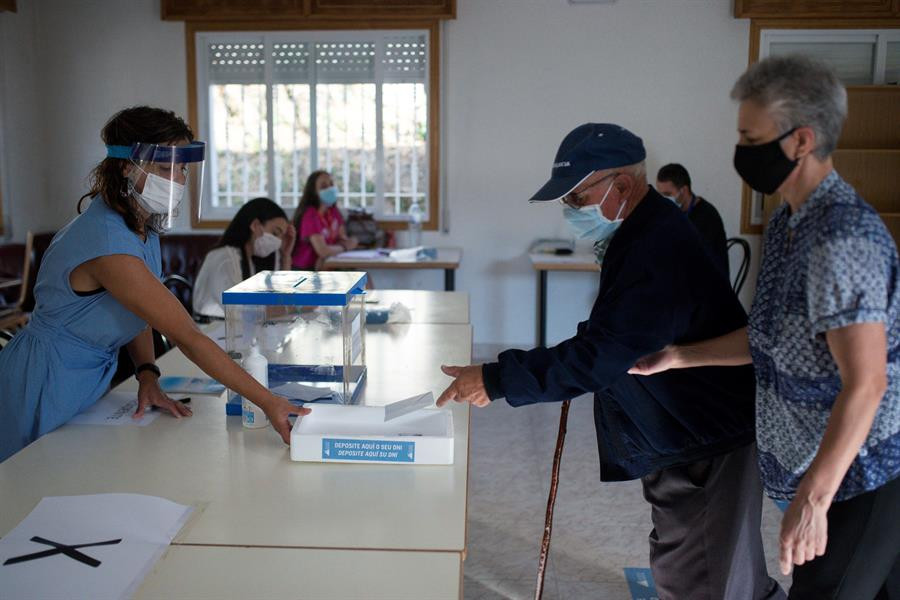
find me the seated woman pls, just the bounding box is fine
[193,197,295,319]
[291,170,358,270]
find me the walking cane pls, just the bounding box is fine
[534,398,571,600]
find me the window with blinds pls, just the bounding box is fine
[740,28,900,235]
[195,30,430,223]
[762,29,900,86]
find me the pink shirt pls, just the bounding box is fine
[292,206,344,269]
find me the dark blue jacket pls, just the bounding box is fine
[482,188,756,481]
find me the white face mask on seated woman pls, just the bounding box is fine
[253,232,282,258]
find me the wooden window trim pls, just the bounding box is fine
[310,0,455,20]
[186,19,442,232]
[740,18,900,234]
[735,0,899,19]
[163,0,456,21]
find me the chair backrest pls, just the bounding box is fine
[24,231,55,312]
[0,233,35,311]
[727,237,751,295]
[0,242,26,306]
[159,234,219,310]
[0,328,14,351]
[162,273,193,314]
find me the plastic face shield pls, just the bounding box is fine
[107,141,206,231]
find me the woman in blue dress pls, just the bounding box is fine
[0,106,307,462]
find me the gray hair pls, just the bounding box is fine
[731,54,847,159]
[624,161,646,181]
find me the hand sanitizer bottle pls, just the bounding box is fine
[242,340,269,429]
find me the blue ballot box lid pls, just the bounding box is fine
[222,270,368,306]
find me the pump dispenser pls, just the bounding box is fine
[242,340,269,429]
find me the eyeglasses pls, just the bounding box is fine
[559,172,618,209]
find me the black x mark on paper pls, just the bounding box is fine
[3,536,122,568]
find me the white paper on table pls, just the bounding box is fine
[0,493,192,600]
[269,381,334,402]
[68,391,160,427]
[387,247,421,260]
[335,249,389,260]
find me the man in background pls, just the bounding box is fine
[657,163,729,276]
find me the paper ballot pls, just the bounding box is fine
[68,391,160,427]
[0,494,192,600]
[384,392,434,421]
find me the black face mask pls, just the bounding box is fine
[733,127,797,195]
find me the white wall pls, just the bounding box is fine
[434,0,758,347]
[0,0,47,242]
[1,0,760,348]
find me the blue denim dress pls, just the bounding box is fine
[0,197,160,461]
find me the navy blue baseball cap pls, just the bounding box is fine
[530,123,646,202]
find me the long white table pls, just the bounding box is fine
[135,546,461,600]
[529,252,600,347]
[0,298,472,598]
[367,289,469,324]
[325,247,463,291]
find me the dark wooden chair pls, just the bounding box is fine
[727,237,751,295]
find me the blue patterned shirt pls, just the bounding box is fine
[749,171,900,501]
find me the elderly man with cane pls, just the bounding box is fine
[437,123,783,599]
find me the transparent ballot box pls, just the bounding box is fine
[222,271,367,415]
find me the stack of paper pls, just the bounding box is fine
[0,494,192,600]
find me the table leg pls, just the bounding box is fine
[537,269,547,347]
[444,269,455,292]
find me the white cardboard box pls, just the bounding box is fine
[290,404,454,465]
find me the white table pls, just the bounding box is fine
[325,247,463,291]
[366,290,469,324]
[136,546,461,600]
[528,252,600,347]
[0,323,472,598]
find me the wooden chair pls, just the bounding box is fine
[0,327,16,350]
[727,237,751,295]
[0,232,34,331]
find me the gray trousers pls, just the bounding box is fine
[641,442,785,600]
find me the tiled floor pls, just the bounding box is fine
[463,392,791,599]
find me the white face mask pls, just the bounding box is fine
[133,171,185,215]
[253,232,282,258]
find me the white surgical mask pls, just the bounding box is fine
[133,171,185,215]
[253,232,282,257]
[562,179,624,243]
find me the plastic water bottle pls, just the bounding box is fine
[408,200,423,247]
[242,340,269,429]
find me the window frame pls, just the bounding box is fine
[185,19,441,231]
[759,28,900,84]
